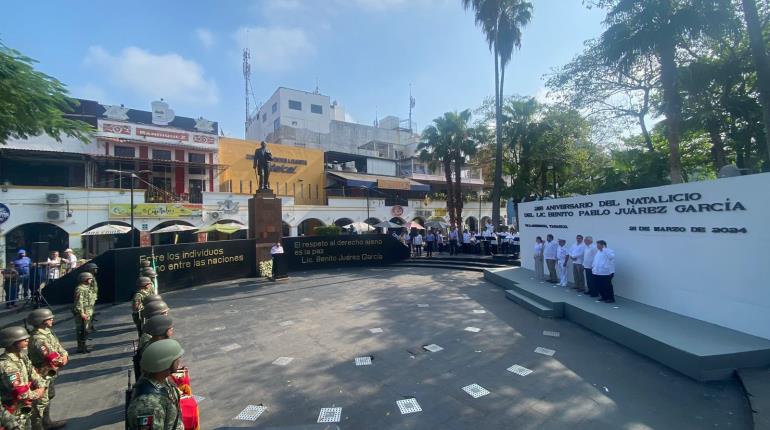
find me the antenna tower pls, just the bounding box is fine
[243,48,252,136]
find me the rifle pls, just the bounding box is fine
[124,369,132,430]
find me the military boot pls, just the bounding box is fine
[43,407,67,430]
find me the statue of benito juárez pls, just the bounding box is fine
[253,141,273,190]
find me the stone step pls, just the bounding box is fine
[504,289,562,318]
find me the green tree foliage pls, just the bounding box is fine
[0,43,92,144]
[461,0,533,228]
[418,110,479,227]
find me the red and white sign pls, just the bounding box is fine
[193,134,215,144]
[136,127,189,141]
[102,123,130,135]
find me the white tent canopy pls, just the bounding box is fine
[81,224,132,236]
[151,224,198,234]
[344,221,375,232]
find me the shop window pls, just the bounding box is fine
[289,100,302,111]
[262,112,266,122]
[152,149,171,173]
[272,102,277,113]
[114,145,135,158]
[311,104,323,114]
[274,118,280,132]
[188,153,205,175]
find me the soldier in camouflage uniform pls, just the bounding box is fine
[0,406,20,430]
[127,339,185,430]
[73,272,95,353]
[27,309,67,430]
[132,277,154,337]
[140,268,158,295]
[83,263,99,332]
[134,315,173,379]
[0,327,46,429]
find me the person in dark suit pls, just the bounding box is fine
[253,141,273,190]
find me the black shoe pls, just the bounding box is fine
[605,299,615,303]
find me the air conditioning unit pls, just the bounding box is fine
[45,210,66,222]
[45,193,66,204]
[209,211,221,220]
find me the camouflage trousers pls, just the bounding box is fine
[74,314,91,343]
[31,378,56,430]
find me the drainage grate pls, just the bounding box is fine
[317,407,342,423]
[355,356,372,366]
[507,365,533,376]
[272,357,294,366]
[542,331,561,337]
[472,310,486,314]
[396,398,422,414]
[369,328,384,333]
[534,347,556,356]
[464,327,481,333]
[423,344,444,352]
[462,383,490,398]
[417,304,430,308]
[235,405,266,421]
[221,343,242,353]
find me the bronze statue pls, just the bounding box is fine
[253,141,273,190]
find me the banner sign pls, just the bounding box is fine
[283,234,410,271]
[43,239,257,304]
[377,178,410,190]
[109,203,203,219]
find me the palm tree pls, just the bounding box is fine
[418,110,478,228]
[598,0,731,183]
[462,0,532,227]
[740,0,770,166]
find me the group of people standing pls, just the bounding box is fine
[533,234,616,303]
[397,222,519,257]
[2,249,79,308]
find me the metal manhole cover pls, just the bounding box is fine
[355,356,372,366]
[423,344,444,352]
[235,405,266,421]
[472,309,486,314]
[417,303,429,308]
[317,407,342,423]
[534,347,555,356]
[464,327,481,333]
[272,357,294,366]
[369,328,383,333]
[396,398,422,414]
[507,365,533,376]
[462,383,490,398]
[543,331,560,337]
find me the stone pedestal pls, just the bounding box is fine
[248,190,283,264]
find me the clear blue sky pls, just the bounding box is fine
[1,0,605,138]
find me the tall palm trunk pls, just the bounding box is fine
[741,0,770,164]
[491,44,503,227]
[657,39,685,183]
[443,158,456,227]
[453,156,464,228]
[706,117,727,171]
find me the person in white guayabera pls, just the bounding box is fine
[592,240,616,303]
[557,239,569,287]
[569,235,586,292]
[533,237,545,280]
[543,234,559,283]
[582,236,598,297]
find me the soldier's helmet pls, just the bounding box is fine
[143,315,173,337]
[78,272,94,283]
[140,339,184,373]
[136,277,152,288]
[143,301,169,318]
[27,308,54,326]
[142,294,162,306]
[84,263,98,271]
[140,268,157,277]
[0,326,30,348]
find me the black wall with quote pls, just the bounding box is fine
[43,239,257,304]
[282,234,410,271]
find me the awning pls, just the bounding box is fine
[327,171,430,192]
[197,222,247,234]
[82,224,132,236]
[90,153,229,173]
[151,224,198,234]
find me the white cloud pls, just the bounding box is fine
[345,0,409,10]
[195,28,215,49]
[84,46,219,106]
[233,26,314,72]
[71,83,106,101]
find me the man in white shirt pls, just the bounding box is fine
[556,239,569,287]
[533,236,545,280]
[582,236,598,297]
[592,240,616,303]
[462,230,471,254]
[412,232,423,257]
[63,248,78,273]
[543,234,559,283]
[569,235,587,292]
[448,227,459,255]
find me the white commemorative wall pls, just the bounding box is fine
[518,173,770,339]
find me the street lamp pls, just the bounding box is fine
[105,169,150,247]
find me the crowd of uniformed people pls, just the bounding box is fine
[0,259,195,430]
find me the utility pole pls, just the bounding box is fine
[243,48,251,137]
[409,84,415,132]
